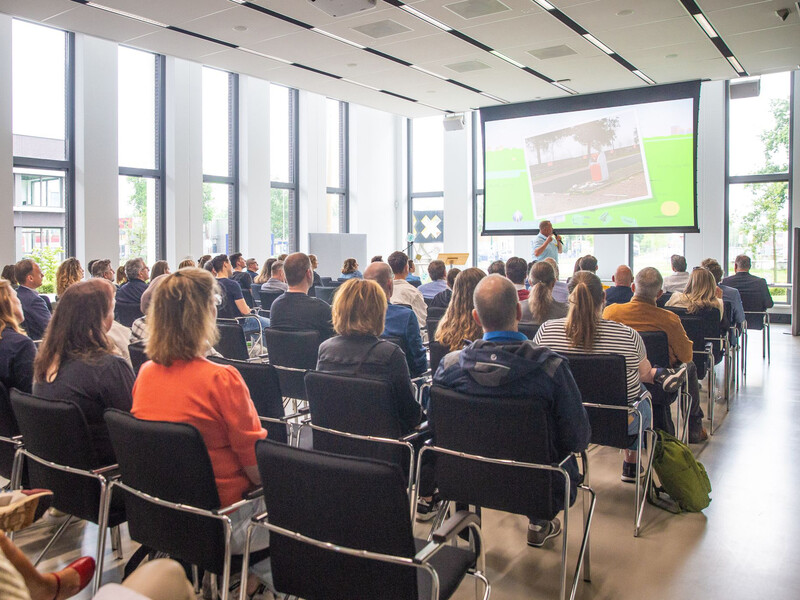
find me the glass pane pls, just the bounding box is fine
[411,195,444,283]
[270,84,293,183]
[202,67,232,177]
[13,168,66,262]
[729,72,790,176]
[728,182,789,303]
[203,182,232,255]
[325,193,343,234]
[556,234,595,280]
[271,187,294,255]
[12,20,67,160]
[476,195,514,271]
[632,233,685,277]
[15,228,64,292]
[118,47,157,170]
[118,175,156,267]
[412,116,444,193]
[326,99,342,189]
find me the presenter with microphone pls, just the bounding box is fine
[532,220,563,262]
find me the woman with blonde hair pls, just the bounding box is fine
[131,268,270,596]
[338,257,362,281]
[666,267,724,318]
[177,258,195,270]
[521,261,568,325]
[55,258,84,298]
[435,267,486,351]
[254,258,276,285]
[0,280,36,393]
[115,266,127,286]
[534,271,686,481]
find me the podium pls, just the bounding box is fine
[437,253,469,269]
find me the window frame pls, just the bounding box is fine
[325,99,349,233]
[270,85,299,252]
[407,118,445,259]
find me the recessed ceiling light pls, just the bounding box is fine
[347,63,358,67]
[427,90,436,94]
[666,53,678,59]
[617,9,634,16]
[233,25,248,32]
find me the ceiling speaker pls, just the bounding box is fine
[443,113,466,131]
[307,0,377,18]
[729,79,760,100]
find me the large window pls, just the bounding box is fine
[12,19,72,262]
[409,116,444,283]
[325,99,348,234]
[270,84,298,255]
[632,233,685,278]
[727,72,793,303]
[118,47,164,268]
[202,67,238,255]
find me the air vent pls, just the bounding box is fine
[352,19,412,38]
[445,59,491,73]
[444,0,510,20]
[527,44,578,60]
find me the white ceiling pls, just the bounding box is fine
[1,0,798,117]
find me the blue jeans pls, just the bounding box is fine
[627,392,652,450]
[241,315,270,345]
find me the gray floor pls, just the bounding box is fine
[11,325,798,599]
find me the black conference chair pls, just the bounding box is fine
[115,301,144,328]
[0,382,23,486]
[241,288,255,310]
[249,283,262,306]
[304,372,427,504]
[739,289,771,367]
[214,319,251,361]
[241,440,489,600]
[315,286,337,304]
[429,340,450,375]
[427,306,447,320]
[258,289,283,312]
[639,331,689,441]
[518,322,540,340]
[328,280,344,288]
[425,386,595,600]
[128,341,148,376]
[565,353,654,537]
[263,329,320,404]
[656,291,672,308]
[10,390,125,594]
[207,356,305,445]
[320,276,332,286]
[104,410,269,600]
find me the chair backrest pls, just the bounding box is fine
[256,440,418,600]
[518,322,540,340]
[663,307,711,376]
[207,356,288,444]
[738,289,768,329]
[562,353,634,449]
[428,386,560,521]
[381,335,408,359]
[115,302,144,328]
[264,329,320,370]
[241,288,255,309]
[429,340,449,375]
[639,331,670,367]
[250,283,262,305]
[315,286,336,304]
[426,306,447,319]
[320,276,332,286]
[425,317,441,341]
[304,372,406,467]
[423,296,434,308]
[258,289,284,310]
[104,410,229,575]
[214,319,250,361]
[328,280,344,288]
[656,291,672,308]
[0,382,20,480]
[10,390,105,522]
[128,341,148,376]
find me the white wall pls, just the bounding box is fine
[0,15,12,265]
[443,124,470,255]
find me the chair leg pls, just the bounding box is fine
[707,356,715,436]
[110,525,123,561]
[92,482,113,594]
[766,320,771,364]
[581,457,591,583]
[572,485,597,600]
[192,565,201,594]
[211,574,219,600]
[33,515,74,566]
[238,523,255,600]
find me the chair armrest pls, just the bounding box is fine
[401,423,430,442]
[430,510,480,545]
[243,487,263,501]
[92,463,120,475]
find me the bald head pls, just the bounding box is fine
[364,261,393,296]
[613,265,633,287]
[284,252,312,290]
[633,267,663,301]
[472,274,520,333]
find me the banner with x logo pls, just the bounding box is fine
[413,210,444,243]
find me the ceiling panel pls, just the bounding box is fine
[415,0,540,26]
[644,56,737,82]
[43,6,161,42]
[461,12,575,49]
[99,0,231,25]
[602,16,709,54]
[707,1,797,36]
[629,40,722,66]
[739,47,800,74]
[562,0,687,32]
[125,28,230,61]
[375,30,483,64]
[0,0,74,22]
[198,47,286,79]
[247,0,391,28]
[179,7,299,46]
[696,0,770,12]
[247,29,359,65]
[320,8,436,46]
[727,25,800,56]
[303,48,405,79]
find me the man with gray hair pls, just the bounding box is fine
[116,257,149,305]
[434,274,590,547]
[604,267,707,442]
[364,262,427,377]
[662,254,690,293]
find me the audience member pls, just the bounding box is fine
[435,267,486,351]
[254,258,276,285]
[116,258,149,306]
[543,257,569,303]
[487,260,506,276]
[605,265,634,306]
[317,278,423,435]
[603,267,708,442]
[115,266,127,286]
[277,253,288,262]
[245,258,259,281]
[308,254,322,289]
[521,261,568,325]
[33,279,134,466]
[534,271,685,481]
[149,260,170,279]
[196,254,211,269]
[430,267,459,309]
[229,253,252,289]
[211,254,269,340]
[666,267,725,319]
[417,260,447,300]
[371,255,383,263]
[702,258,745,328]
[364,262,427,377]
[129,274,168,345]
[579,255,598,273]
[55,258,83,298]
[86,259,97,278]
[532,219,562,262]
[406,259,421,285]
[177,258,195,269]
[90,259,115,283]
[505,257,529,301]
[132,268,270,594]
[339,258,362,281]
[0,280,36,393]
[387,252,427,327]
[662,254,690,293]
[434,274,589,547]
[269,252,335,341]
[203,261,216,275]
[1,266,17,287]
[721,254,774,311]
[13,260,50,341]
[259,260,288,293]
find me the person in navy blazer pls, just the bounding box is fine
[13,259,51,341]
[721,254,774,311]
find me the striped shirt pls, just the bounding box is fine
[533,318,646,403]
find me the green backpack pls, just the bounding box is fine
[649,429,711,513]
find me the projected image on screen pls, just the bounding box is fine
[523,110,652,218]
[481,81,699,235]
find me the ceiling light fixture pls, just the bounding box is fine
[692,13,718,38]
[311,28,366,49]
[632,70,656,85]
[399,5,452,31]
[582,33,614,55]
[83,2,167,27]
[726,55,746,76]
[480,92,509,104]
[410,65,448,80]
[531,0,557,11]
[341,77,382,91]
[678,0,747,76]
[489,50,526,69]
[552,81,577,94]
[237,47,292,64]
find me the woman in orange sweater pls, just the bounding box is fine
[131,268,270,597]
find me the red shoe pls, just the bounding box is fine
[51,556,95,600]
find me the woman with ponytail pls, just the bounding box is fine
[521,261,568,325]
[534,271,687,481]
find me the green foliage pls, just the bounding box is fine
[125,177,148,260]
[760,98,789,172]
[571,117,620,154]
[271,188,288,240]
[202,183,216,224]
[25,246,61,294]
